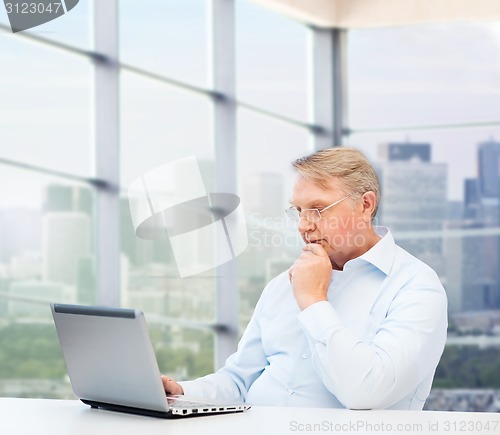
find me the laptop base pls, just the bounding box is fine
[81,399,245,419]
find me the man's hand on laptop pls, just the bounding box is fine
[161,375,184,395]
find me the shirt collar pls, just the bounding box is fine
[347,226,396,275]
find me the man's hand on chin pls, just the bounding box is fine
[288,242,332,311]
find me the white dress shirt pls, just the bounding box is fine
[179,226,448,409]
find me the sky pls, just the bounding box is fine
[0,1,500,208]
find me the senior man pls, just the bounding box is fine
[163,146,447,410]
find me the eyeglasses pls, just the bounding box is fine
[285,195,350,223]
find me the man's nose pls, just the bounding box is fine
[297,216,315,234]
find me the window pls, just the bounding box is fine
[347,22,500,408]
[236,0,309,121]
[119,1,208,88]
[0,36,92,176]
[0,0,96,399]
[237,109,310,326]
[120,73,213,188]
[2,0,497,411]
[0,166,96,398]
[348,23,500,129]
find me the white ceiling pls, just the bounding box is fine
[250,0,500,28]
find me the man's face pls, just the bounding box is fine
[289,174,371,269]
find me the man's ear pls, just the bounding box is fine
[361,191,377,222]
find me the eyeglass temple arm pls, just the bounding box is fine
[320,195,350,213]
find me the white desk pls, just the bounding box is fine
[1,398,499,435]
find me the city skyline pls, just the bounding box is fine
[2,140,500,313]
[1,135,498,206]
[1,142,500,411]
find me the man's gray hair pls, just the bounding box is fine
[292,146,380,218]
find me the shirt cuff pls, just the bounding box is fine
[297,301,344,341]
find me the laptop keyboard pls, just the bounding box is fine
[167,398,213,408]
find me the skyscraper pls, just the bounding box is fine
[377,143,447,275]
[478,140,500,199]
[464,178,481,220]
[473,140,500,310]
[452,141,500,312]
[43,184,93,215]
[446,221,494,312]
[77,256,96,305]
[379,143,431,163]
[444,223,462,314]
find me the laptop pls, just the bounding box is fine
[50,303,250,418]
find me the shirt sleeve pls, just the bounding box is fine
[178,285,270,403]
[296,284,448,410]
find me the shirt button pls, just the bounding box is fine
[302,353,308,359]
[287,389,294,395]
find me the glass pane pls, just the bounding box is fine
[345,133,500,410]
[152,324,214,380]
[347,130,500,271]
[120,72,215,323]
[0,3,8,26]
[0,3,6,24]
[236,0,308,121]
[119,0,207,88]
[237,109,311,326]
[0,36,92,176]
[348,22,500,129]
[0,0,90,50]
[0,164,97,398]
[346,129,500,202]
[120,72,213,187]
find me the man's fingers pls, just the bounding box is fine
[161,375,177,392]
[162,375,185,395]
[161,375,170,389]
[303,242,328,256]
[289,243,329,284]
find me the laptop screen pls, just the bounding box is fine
[51,303,169,413]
